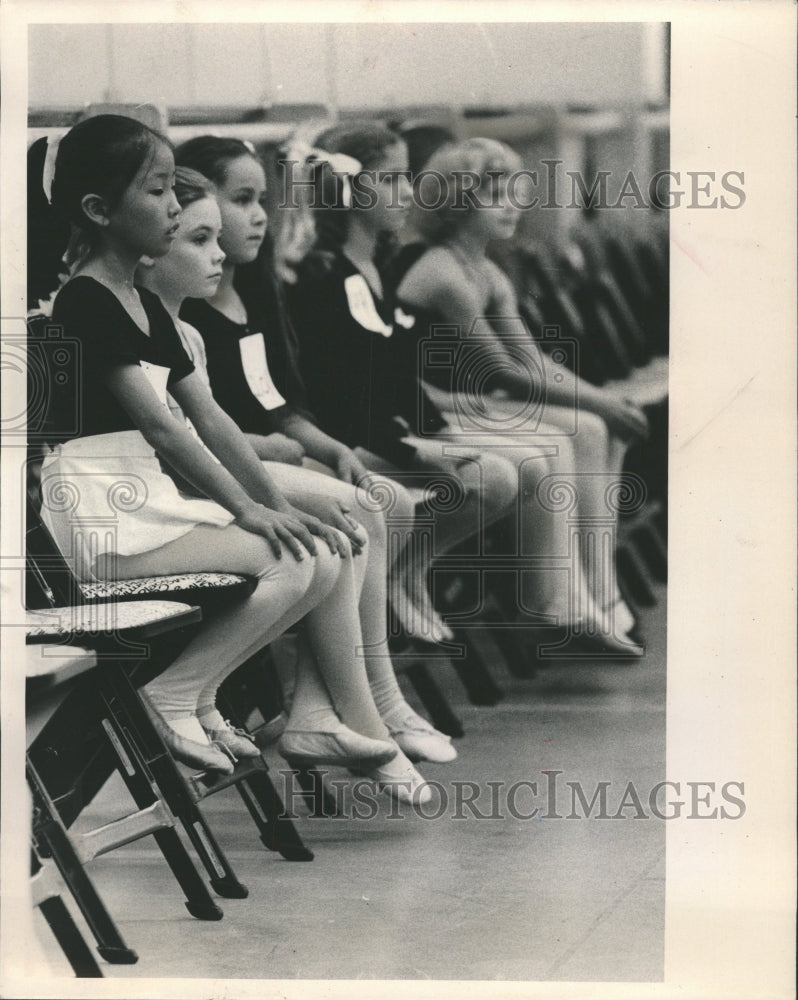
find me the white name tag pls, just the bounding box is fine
[344,274,393,337]
[394,306,416,329]
[239,332,287,411]
[140,361,170,408]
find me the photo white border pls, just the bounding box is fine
[2,2,795,998]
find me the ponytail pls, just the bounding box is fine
[27,136,70,309]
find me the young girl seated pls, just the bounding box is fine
[38,113,433,803]
[174,135,458,648]
[283,124,520,622]
[138,158,454,770]
[285,122,638,653]
[396,137,649,642]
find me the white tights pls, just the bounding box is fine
[98,522,389,741]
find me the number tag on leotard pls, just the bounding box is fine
[238,333,287,411]
[140,361,170,408]
[394,306,416,329]
[344,274,393,337]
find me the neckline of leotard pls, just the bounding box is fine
[64,274,157,339]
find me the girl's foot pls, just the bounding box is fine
[278,723,398,769]
[600,595,638,638]
[382,705,457,764]
[351,746,434,808]
[140,693,235,775]
[391,581,455,644]
[198,710,261,760]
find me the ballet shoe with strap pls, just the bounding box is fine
[200,718,261,760]
[140,693,235,775]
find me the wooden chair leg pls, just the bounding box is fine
[31,852,104,977]
[447,628,504,705]
[404,662,464,739]
[28,763,139,965]
[99,666,247,900]
[237,765,320,855]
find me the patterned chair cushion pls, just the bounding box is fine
[80,572,249,601]
[26,600,196,638]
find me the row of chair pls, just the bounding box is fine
[23,214,668,974]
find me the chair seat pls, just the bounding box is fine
[80,572,249,601]
[26,601,198,639]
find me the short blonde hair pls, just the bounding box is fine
[413,137,522,243]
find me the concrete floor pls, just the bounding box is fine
[34,586,666,984]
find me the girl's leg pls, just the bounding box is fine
[100,527,393,761]
[432,423,604,627]
[536,405,633,625]
[265,462,455,761]
[403,436,517,555]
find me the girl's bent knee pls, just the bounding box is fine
[308,544,343,599]
[575,410,609,451]
[482,454,517,515]
[255,555,315,607]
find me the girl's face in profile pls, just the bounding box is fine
[471,173,521,243]
[357,140,412,235]
[214,155,268,265]
[153,196,225,300]
[105,142,182,258]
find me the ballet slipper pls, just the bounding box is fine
[350,746,434,807]
[200,718,261,759]
[600,595,638,637]
[390,584,455,644]
[383,705,457,764]
[140,692,235,775]
[278,724,398,768]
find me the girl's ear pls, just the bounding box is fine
[80,193,111,227]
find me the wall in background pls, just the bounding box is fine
[29,22,668,112]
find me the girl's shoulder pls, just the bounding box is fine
[398,245,468,303]
[52,274,120,323]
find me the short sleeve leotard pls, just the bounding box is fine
[40,276,234,580]
[180,266,316,437]
[286,250,448,467]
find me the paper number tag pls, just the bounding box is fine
[140,361,170,408]
[239,333,287,411]
[344,274,393,337]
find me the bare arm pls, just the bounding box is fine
[107,365,317,558]
[280,411,371,486]
[403,254,648,441]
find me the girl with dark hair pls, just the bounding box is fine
[286,123,519,613]
[36,114,403,782]
[173,139,454,791]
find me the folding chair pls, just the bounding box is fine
[26,603,223,967]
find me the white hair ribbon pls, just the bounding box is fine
[41,131,66,206]
[285,141,362,207]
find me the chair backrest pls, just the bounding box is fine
[26,312,87,609]
[26,452,86,610]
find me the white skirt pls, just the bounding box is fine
[40,430,235,581]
